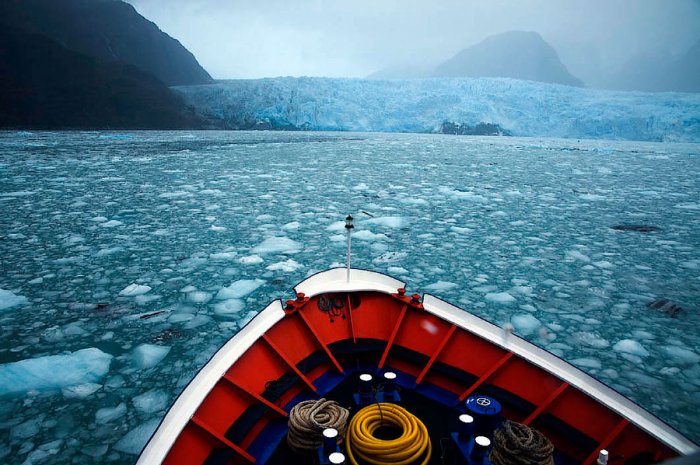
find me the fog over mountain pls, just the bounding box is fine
[126,0,700,92]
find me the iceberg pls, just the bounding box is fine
[175,77,700,142]
[0,288,28,311]
[132,344,170,370]
[0,348,113,395]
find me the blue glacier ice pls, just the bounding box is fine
[0,348,112,395]
[175,77,700,142]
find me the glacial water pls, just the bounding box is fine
[0,130,698,464]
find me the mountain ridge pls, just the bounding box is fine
[432,31,583,87]
[0,25,200,129]
[0,0,212,86]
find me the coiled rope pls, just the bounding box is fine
[346,402,432,465]
[489,420,554,465]
[287,398,349,453]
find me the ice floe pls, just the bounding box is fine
[0,348,112,395]
[118,284,152,297]
[252,236,302,254]
[0,288,28,311]
[131,344,170,370]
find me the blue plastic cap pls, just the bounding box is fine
[465,395,502,416]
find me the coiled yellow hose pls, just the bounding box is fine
[345,402,432,465]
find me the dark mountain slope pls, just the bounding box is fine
[433,31,583,87]
[0,26,200,129]
[0,0,212,86]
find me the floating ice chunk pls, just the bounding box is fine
[326,221,346,232]
[387,266,408,275]
[565,250,590,262]
[329,234,345,242]
[132,344,170,370]
[159,191,190,198]
[485,292,516,304]
[353,230,388,241]
[0,288,29,311]
[210,252,237,260]
[511,314,542,336]
[210,225,227,232]
[100,220,123,228]
[425,281,458,292]
[95,402,127,424]
[579,193,605,201]
[62,382,102,398]
[680,260,700,270]
[438,187,485,201]
[11,415,45,439]
[266,259,301,272]
[184,314,213,329]
[113,418,160,454]
[90,216,108,222]
[187,291,212,303]
[364,216,406,228]
[216,279,264,299]
[0,348,112,395]
[256,214,275,222]
[133,389,169,414]
[594,260,614,269]
[239,255,263,265]
[613,339,649,357]
[95,246,124,257]
[572,332,610,349]
[252,237,302,254]
[282,221,301,231]
[571,358,602,369]
[663,346,700,365]
[119,284,152,297]
[450,226,472,234]
[214,299,245,315]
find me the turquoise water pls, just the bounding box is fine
[0,131,698,463]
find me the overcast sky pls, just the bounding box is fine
[126,0,700,82]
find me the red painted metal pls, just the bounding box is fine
[523,381,569,425]
[262,334,317,393]
[415,325,457,385]
[190,415,256,463]
[221,374,288,417]
[458,351,514,401]
[346,293,356,343]
[582,418,630,465]
[297,310,344,373]
[378,304,408,369]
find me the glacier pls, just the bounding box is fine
[174,77,700,142]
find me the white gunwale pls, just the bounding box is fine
[137,268,697,465]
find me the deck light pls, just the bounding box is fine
[329,452,346,464]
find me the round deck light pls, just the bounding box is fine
[329,452,346,464]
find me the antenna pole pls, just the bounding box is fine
[345,215,354,283]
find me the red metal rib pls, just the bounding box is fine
[378,304,408,369]
[582,418,629,465]
[297,310,344,374]
[346,293,356,344]
[262,334,318,393]
[458,351,514,402]
[221,373,288,417]
[415,325,457,385]
[522,381,569,425]
[190,415,256,463]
